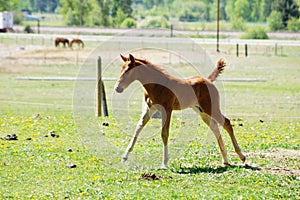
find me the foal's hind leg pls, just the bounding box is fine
[122,102,156,162]
[193,107,229,165]
[160,109,172,169]
[213,113,246,163]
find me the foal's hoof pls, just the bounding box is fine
[122,156,128,163]
[240,155,246,163]
[160,164,168,169]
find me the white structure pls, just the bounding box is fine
[0,11,13,31]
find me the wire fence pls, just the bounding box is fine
[1,33,300,57]
[1,33,299,122]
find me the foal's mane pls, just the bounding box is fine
[135,57,171,77]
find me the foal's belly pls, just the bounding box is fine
[172,96,198,110]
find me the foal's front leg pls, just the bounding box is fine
[122,103,156,162]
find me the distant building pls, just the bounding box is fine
[0,11,14,32]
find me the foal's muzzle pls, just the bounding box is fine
[115,85,124,93]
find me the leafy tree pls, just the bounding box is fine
[207,0,227,21]
[163,0,173,12]
[60,0,91,26]
[233,0,251,20]
[134,0,300,24]
[97,0,110,26]
[0,0,19,11]
[203,0,213,21]
[230,14,246,30]
[88,0,101,26]
[287,17,300,31]
[142,0,164,9]
[48,0,60,13]
[250,0,261,22]
[259,0,273,21]
[225,0,235,20]
[59,0,133,27]
[268,11,284,30]
[110,0,133,27]
[111,0,133,18]
[113,8,126,27]
[172,0,206,21]
[272,0,299,27]
[21,0,59,13]
[219,0,227,20]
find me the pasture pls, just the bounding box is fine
[0,33,299,199]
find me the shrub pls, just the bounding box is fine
[287,17,300,32]
[230,14,246,31]
[24,25,33,33]
[138,17,169,28]
[240,27,269,39]
[268,11,284,31]
[120,18,137,28]
[13,11,23,25]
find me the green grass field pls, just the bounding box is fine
[0,38,299,199]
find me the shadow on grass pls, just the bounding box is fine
[172,164,261,174]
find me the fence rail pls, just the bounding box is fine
[2,33,299,120]
[1,32,300,46]
[1,33,299,59]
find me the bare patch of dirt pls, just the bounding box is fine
[140,173,163,180]
[16,48,91,64]
[245,148,300,178]
[140,173,173,181]
[0,44,92,73]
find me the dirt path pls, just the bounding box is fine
[245,148,300,178]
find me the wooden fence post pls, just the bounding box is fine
[96,56,109,117]
[101,81,108,117]
[236,43,239,57]
[96,56,102,117]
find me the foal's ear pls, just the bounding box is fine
[129,54,135,63]
[120,54,128,62]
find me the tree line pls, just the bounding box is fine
[1,0,300,31]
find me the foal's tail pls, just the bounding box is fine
[207,59,226,82]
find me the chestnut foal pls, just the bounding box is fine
[115,54,246,168]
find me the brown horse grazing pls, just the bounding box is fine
[70,38,84,49]
[115,54,246,168]
[55,37,69,48]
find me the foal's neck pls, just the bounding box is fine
[138,63,177,84]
